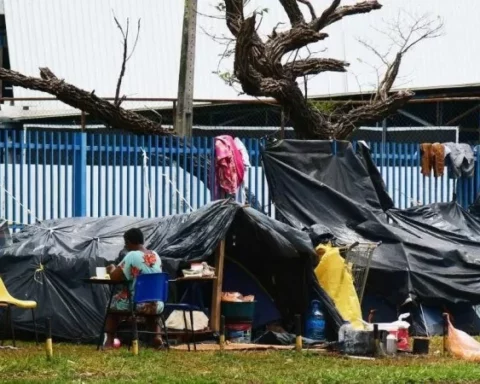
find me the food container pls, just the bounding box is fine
[221,301,256,321]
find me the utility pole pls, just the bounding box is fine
[176,0,198,137]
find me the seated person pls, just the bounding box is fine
[105,228,164,348]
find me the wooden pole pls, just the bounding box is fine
[210,239,225,333]
[220,315,225,350]
[295,314,302,352]
[132,317,139,356]
[175,0,198,137]
[45,317,53,360]
[443,313,448,355]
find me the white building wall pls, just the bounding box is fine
[3,0,480,111]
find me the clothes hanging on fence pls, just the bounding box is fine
[420,143,445,177]
[443,142,474,179]
[234,138,251,204]
[214,135,245,197]
[234,138,251,168]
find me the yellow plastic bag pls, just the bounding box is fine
[315,244,363,329]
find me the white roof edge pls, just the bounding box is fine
[309,83,480,100]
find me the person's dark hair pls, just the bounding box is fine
[124,228,144,245]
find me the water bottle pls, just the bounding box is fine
[305,300,326,341]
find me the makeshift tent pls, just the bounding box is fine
[262,140,480,335]
[0,200,342,342]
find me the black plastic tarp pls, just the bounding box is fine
[262,140,480,307]
[0,200,342,342]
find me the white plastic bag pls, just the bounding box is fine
[165,310,209,331]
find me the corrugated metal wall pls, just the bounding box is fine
[0,129,477,231]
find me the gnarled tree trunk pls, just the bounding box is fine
[223,0,424,139]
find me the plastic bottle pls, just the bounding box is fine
[386,331,397,355]
[305,300,326,341]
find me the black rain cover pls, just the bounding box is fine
[0,200,342,342]
[262,140,480,307]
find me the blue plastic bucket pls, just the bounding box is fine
[226,322,252,344]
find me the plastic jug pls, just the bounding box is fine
[305,300,326,341]
[386,331,397,355]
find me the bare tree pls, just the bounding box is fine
[113,15,141,107]
[0,16,169,135]
[222,0,443,139]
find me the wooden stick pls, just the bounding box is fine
[443,313,448,355]
[210,239,225,333]
[220,315,225,350]
[132,318,139,356]
[45,317,53,360]
[295,314,302,352]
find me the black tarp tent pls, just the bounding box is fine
[262,140,480,334]
[0,200,342,342]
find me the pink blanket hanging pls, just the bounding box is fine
[214,135,245,196]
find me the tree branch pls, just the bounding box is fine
[284,58,349,78]
[265,27,328,63]
[279,0,305,26]
[220,1,442,140]
[333,90,413,139]
[330,10,443,138]
[297,0,316,21]
[113,16,141,108]
[224,0,245,36]
[312,1,382,31]
[0,67,170,135]
[234,15,265,96]
[375,52,401,101]
[113,16,129,107]
[360,12,444,102]
[311,0,340,30]
[265,1,382,61]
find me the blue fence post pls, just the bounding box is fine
[73,132,87,217]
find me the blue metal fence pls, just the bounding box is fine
[0,129,478,229]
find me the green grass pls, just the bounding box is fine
[1,339,480,383]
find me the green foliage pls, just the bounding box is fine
[212,70,237,86]
[215,2,268,16]
[308,100,339,114]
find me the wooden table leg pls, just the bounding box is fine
[210,239,225,333]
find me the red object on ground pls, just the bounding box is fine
[396,328,409,351]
